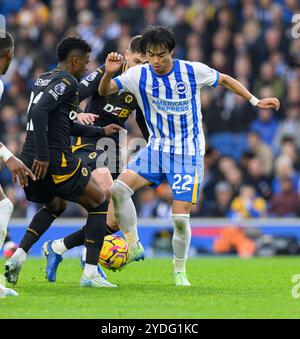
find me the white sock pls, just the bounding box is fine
[111,180,139,248]
[12,247,27,264]
[172,214,191,273]
[81,246,87,261]
[0,198,14,250]
[84,263,98,278]
[51,239,68,255]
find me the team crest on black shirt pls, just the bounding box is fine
[81,167,88,177]
[88,152,97,159]
[54,82,66,95]
[86,72,97,82]
[125,95,133,104]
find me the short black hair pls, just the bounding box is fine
[0,30,14,55]
[140,26,176,54]
[129,35,143,54]
[56,37,91,62]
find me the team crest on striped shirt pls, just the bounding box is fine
[175,81,188,95]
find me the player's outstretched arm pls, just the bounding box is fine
[71,122,122,137]
[98,52,123,96]
[218,73,280,111]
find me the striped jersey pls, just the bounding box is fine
[113,59,219,155]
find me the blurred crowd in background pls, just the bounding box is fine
[1,0,300,220]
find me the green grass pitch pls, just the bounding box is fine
[0,257,300,318]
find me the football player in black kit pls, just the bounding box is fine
[41,36,149,281]
[5,37,121,288]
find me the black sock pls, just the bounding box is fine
[19,208,64,253]
[64,223,118,250]
[63,200,111,250]
[84,204,108,265]
[64,226,86,249]
[106,225,118,235]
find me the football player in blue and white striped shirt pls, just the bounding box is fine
[99,26,280,286]
[0,30,35,297]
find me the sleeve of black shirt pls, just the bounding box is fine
[71,122,106,137]
[78,67,105,101]
[31,76,77,161]
[135,107,149,141]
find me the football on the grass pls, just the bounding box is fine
[99,235,129,271]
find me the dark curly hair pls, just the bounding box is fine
[56,37,91,62]
[140,26,176,54]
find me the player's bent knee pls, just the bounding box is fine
[5,198,14,216]
[45,198,67,216]
[172,214,190,235]
[107,215,119,230]
[107,223,119,233]
[172,201,192,215]
[92,168,113,200]
[110,180,134,201]
[81,176,106,207]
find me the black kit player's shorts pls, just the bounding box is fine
[73,146,122,180]
[20,154,91,204]
[73,147,104,172]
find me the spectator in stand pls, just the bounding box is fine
[247,130,274,177]
[229,185,267,220]
[286,78,300,104]
[217,156,237,180]
[222,78,256,133]
[240,151,255,174]
[137,187,158,218]
[262,26,286,63]
[242,19,264,74]
[243,156,273,201]
[279,137,300,171]
[288,36,300,69]
[118,0,145,35]
[269,176,300,217]
[172,5,192,55]
[157,0,179,28]
[204,181,233,217]
[272,155,299,194]
[249,107,279,148]
[273,102,300,152]
[202,88,227,134]
[223,166,244,197]
[233,54,253,83]
[253,61,285,102]
[201,147,220,202]
[153,183,173,219]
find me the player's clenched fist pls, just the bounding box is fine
[257,98,280,111]
[105,52,123,74]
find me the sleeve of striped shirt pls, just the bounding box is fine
[113,65,139,93]
[193,62,220,88]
